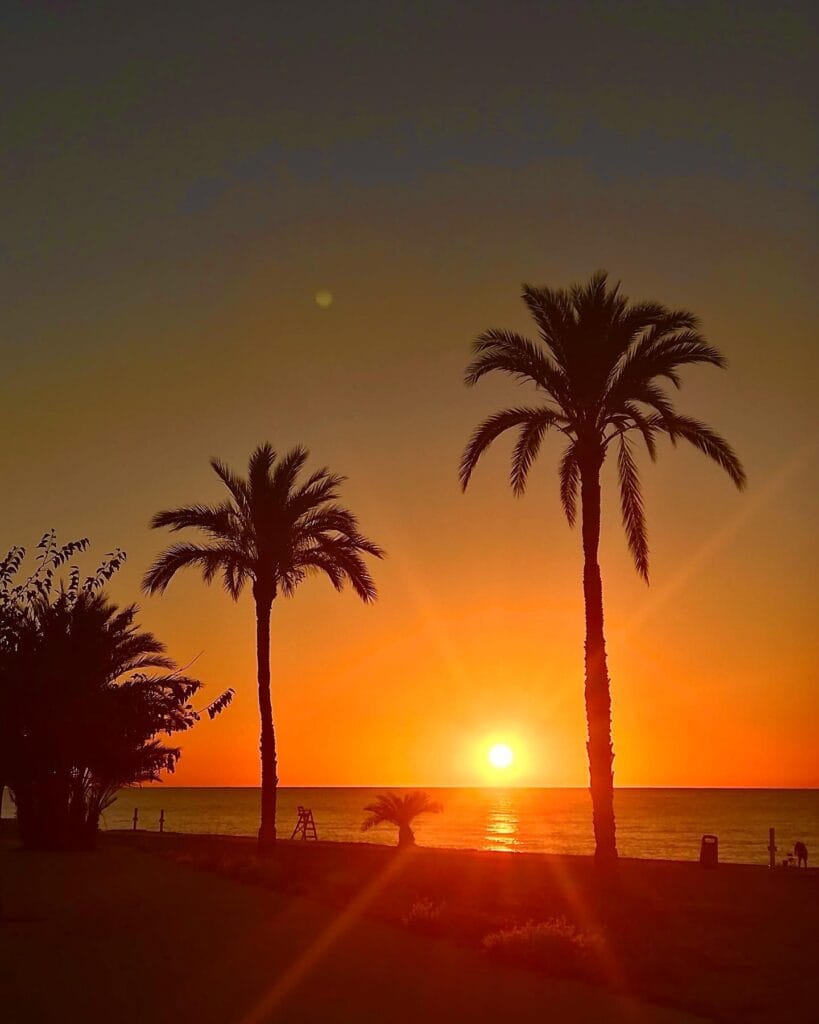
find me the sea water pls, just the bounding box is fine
[74,787,819,866]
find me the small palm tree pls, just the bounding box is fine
[361,791,443,847]
[460,272,745,866]
[143,444,384,850]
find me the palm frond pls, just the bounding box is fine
[460,407,557,491]
[142,543,247,596]
[272,445,310,499]
[621,403,658,461]
[150,503,235,538]
[296,535,381,603]
[617,434,649,581]
[297,504,360,540]
[247,443,277,491]
[615,301,692,342]
[209,458,249,510]
[465,328,570,408]
[510,410,558,496]
[520,283,574,369]
[558,443,581,526]
[627,381,679,425]
[607,327,726,403]
[116,653,177,676]
[650,414,746,489]
[223,558,250,601]
[290,468,345,514]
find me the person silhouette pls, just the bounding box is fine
[794,841,808,868]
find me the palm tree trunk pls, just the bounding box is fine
[255,592,278,852]
[580,455,618,866]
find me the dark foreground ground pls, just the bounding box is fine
[1,828,816,1023]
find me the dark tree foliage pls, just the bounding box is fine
[0,532,233,850]
[460,273,745,865]
[144,443,384,850]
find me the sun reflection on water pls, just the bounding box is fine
[483,792,519,852]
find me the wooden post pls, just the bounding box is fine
[768,827,776,869]
[132,808,138,832]
[159,809,165,834]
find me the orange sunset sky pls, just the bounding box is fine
[3,3,817,788]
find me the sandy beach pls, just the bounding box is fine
[2,827,816,1022]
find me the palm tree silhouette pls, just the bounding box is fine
[143,443,384,850]
[459,272,745,865]
[361,791,443,847]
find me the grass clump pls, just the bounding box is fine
[482,917,603,978]
[402,897,444,931]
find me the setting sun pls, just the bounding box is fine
[488,743,514,770]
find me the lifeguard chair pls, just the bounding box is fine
[291,805,318,841]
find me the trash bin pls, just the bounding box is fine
[699,833,718,868]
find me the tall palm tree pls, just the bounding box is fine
[143,443,384,850]
[459,272,745,866]
[361,791,443,847]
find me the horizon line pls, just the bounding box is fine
[144,784,819,791]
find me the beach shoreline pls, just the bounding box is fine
[110,824,816,872]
